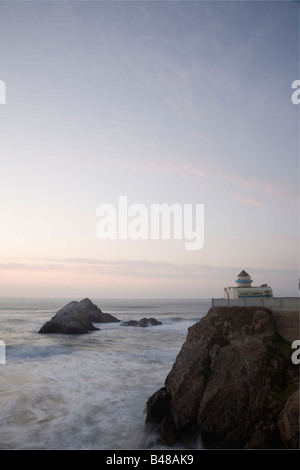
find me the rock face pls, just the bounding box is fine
[38,298,119,334]
[146,306,299,449]
[75,298,120,323]
[121,317,162,327]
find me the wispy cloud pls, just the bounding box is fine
[272,235,299,244]
[0,256,209,279]
[124,157,297,205]
[233,194,263,207]
[0,256,297,283]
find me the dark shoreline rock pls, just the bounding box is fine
[38,298,120,334]
[121,317,162,327]
[146,306,299,449]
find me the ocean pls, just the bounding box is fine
[0,297,210,450]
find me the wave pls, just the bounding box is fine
[0,298,205,449]
[6,344,73,361]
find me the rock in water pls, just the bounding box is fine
[121,317,162,327]
[74,298,120,323]
[38,298,119,334]
[146,306,299,449]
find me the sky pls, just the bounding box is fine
[0,0,299,298]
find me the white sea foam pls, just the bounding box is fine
[0,298,209,449]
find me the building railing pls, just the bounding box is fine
[211,297,299,311]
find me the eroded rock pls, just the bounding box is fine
[38,298,119,334]
[121,317,162,327]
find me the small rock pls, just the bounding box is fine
[121,317,162,327]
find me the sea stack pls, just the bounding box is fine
[38,298,120,334]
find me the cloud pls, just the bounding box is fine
[272,235,299,244]
[0,256,207,279]
[124,156,297,205]
[0,256,297,284]
[233,194,263,207]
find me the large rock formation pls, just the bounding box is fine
[74,298,120,323]
[38,298,119,334]
[146,306,299,449]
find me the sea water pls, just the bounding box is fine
[0,298,210,450]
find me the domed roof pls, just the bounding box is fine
[238,270,250,277]
[235,270,253,285]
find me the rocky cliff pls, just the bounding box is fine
[146,306,299,449]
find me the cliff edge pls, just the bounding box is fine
[146,306,299,449]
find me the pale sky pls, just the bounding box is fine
[0,0,299,298]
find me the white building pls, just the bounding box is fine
[224,270,273,299]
